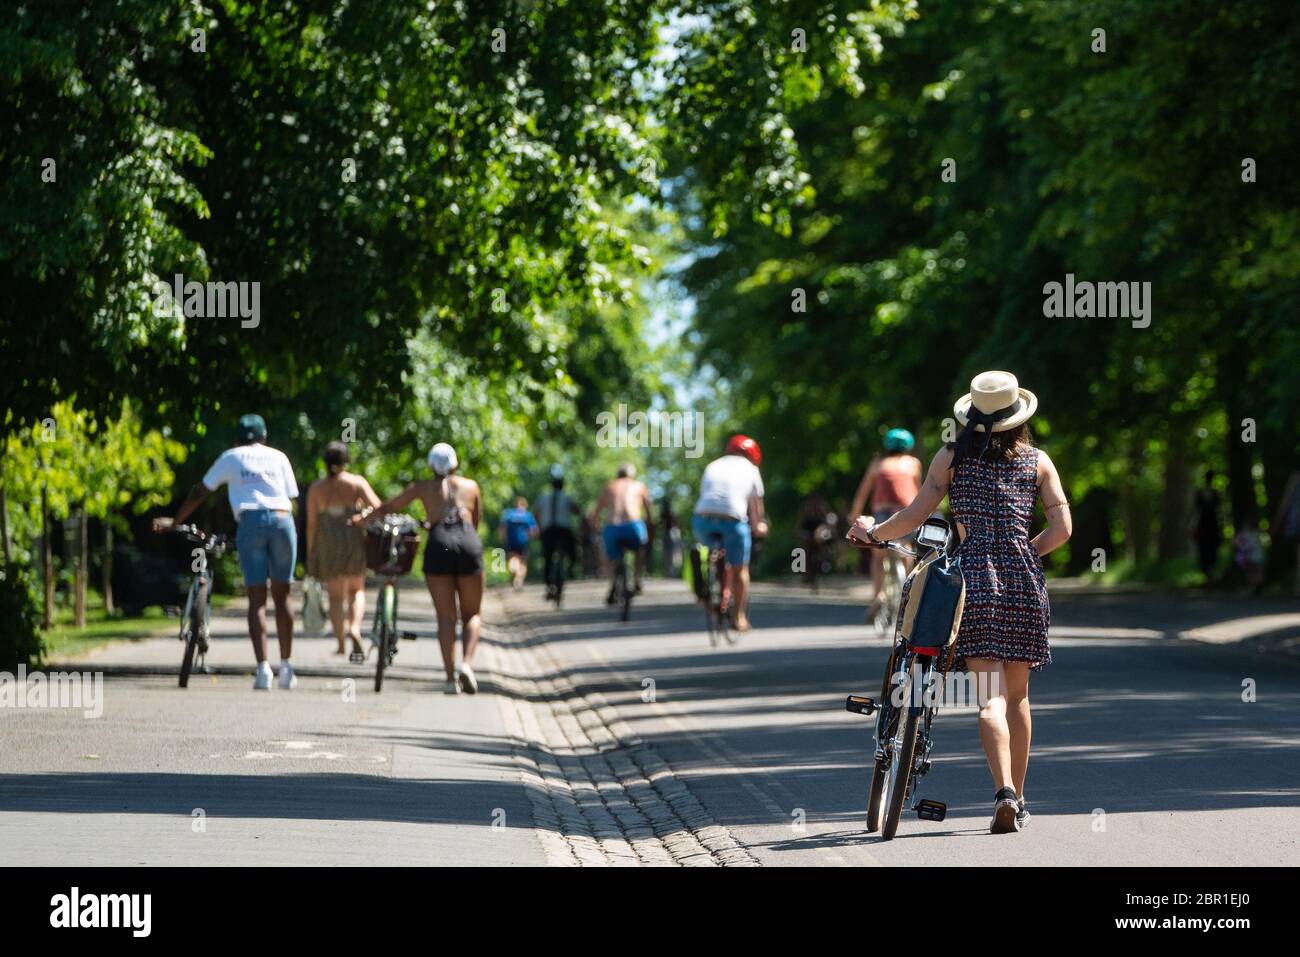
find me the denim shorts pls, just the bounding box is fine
[236,509,297,584]
[602,520,648,561]
[692,514,751,567]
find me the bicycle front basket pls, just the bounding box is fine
[366,518,422,575]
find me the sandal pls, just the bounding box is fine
[348,634,366,665]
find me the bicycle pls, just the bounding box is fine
[700,532,738,647]
[364,515,422,692]
[543,532,571,609]
[168,524,229,689]
[845,518,957,840]
[872,547,907,639]
[611,549,635,622]
[803,514,838,592]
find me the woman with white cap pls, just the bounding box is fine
[848,371,1071,833]
[357,442,485,694]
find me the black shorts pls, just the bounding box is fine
[422,521,484,577]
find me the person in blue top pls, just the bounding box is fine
[498,497,539,590]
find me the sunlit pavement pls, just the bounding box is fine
[498,578,1300,866]
[5,576,1299,865]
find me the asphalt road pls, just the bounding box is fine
[502,578,1300,866]
[3,576,1298,866]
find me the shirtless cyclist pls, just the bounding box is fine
[589,464,654,603]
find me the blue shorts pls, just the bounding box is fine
[603,521,648,561]
[692,515,751,567]
[235,509,297,585]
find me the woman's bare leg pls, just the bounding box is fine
[345,574,366,655]
[325,577,348,653]
[968,658,1014,791]
[1001,662,1032,799]
[456,572,485,665]
[426,574,459,682]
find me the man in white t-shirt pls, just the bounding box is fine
[153,414,300,690]
[692,434,768,631]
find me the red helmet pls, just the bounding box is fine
[726,433,762,467]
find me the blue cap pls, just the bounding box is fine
[237,414,267,444]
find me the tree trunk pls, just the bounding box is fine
[1157,429,1192,561]
[0,480,10,565]
[74,505,88,628]
[102,521,115,616]
[42,484,55,629]
[1119,479,1151,565]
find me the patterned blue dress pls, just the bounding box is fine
[947,444,1051,671]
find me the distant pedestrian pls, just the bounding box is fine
[153,414,300,691]
[306,441,381,662]
[1274,470,1300,597]
[1192,469,1223,580]
[499,497,538,590]
[1234,526,1266,594]
[356,443,484,695]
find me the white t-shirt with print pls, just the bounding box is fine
[202,444,299,516]
[694,455,764,521]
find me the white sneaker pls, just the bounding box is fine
[254,662,273,690]
[278,662,298,690]
[457,663,479,695]
[443,679,460,695]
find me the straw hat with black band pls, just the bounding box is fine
[950,371,1038,470]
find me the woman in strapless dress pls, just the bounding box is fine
[306,442,382,660]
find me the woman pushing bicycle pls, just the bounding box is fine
[848,372,1071,833]
[355,443,485,695]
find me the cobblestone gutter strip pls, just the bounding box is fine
[483,592,759,867]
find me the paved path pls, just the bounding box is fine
[495,579,1300,866]
[4,577,1298,865]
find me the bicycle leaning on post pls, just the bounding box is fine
[364,514,423,692]
[845,518,964,840]
[167,524,229,688]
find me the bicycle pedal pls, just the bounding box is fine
[915,799,946,821]
[845,694,877,716]
[400,631,418,641]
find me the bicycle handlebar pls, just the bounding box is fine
[847,534,919,559]
[170,524,228,548]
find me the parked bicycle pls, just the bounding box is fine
[845,518,961,840]
[364,514,423,692]
[168,524,229,688]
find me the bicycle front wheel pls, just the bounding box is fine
[882,705,919,841]
[179,581,206,688]
[374,583,396,693]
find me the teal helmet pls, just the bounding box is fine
[884,428,915,452]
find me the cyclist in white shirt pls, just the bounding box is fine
[692,434,768,631]
[537,465,579,600]
[153,414,300,690]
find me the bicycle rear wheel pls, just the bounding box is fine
[617,561,631,621]
[712,555,731,645]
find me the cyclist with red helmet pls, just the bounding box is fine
[692,434,768,631]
